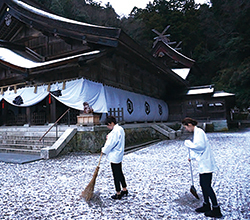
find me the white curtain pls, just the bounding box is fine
[0,79,169,122]
[50,79,108,113]
[0,79,107,112]
[104,85,169,122]
[1,85,48,107]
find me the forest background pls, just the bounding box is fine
[34,0,250,109]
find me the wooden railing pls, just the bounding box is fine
[108,108,124,123]
[39,108,70,148]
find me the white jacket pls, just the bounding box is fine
[184,126,217,174]
[102,124,125,163]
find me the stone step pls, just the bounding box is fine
[0,125,69,132]
[159,123,176,132]
[0,132,64,138]
[0,147,40,155]
[0,144,49,150]
[0,139,56,145]
[151,124,176,139]
[0,125,74,157]
[0,134,58,140]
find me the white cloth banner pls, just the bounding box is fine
[50,78,108,113]
[0,79,107,112]
[104,85,169,122]
[0,78,168,122]
[0,85,48,107]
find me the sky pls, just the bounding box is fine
[100,0,210,17]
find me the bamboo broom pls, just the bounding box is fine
[81,152,103,201]
[188,148,199,200]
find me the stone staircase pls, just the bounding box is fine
[151,123,182,139]
[0,126,68,156]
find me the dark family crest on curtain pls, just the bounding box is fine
[158,104,163,115]
[145,101,150,115]
[13,95,23,105]
[127,98,133,114]
[51,90,62,97]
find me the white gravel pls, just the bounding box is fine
[0,129,250,219]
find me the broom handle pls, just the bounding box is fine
[188,148,194,186]
[97,152,103,167]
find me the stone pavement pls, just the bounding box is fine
[0,153,41,164]
[0,128,249,219]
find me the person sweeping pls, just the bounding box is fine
[182,117,223,218]
[101,116,128,200]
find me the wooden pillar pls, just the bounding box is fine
[1,100,7,125]
[49,94,57,123]
[26,107,31,126]
[204,100,208,120]
[45,97,50,124]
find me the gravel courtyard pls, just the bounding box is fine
[0,128,249,220]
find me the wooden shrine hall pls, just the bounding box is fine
[0,0,233,127]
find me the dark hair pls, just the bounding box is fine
[104,116,117,125]
[182,117,198,126]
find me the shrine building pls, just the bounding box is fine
[0,0,234,127]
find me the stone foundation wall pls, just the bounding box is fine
[205,120,229,132]
[60,125,165,155]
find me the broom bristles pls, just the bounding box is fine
[190,185,200,200]
[81,166,100,201]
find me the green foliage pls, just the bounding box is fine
[50,0,73,18]
[34,0,120,26]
